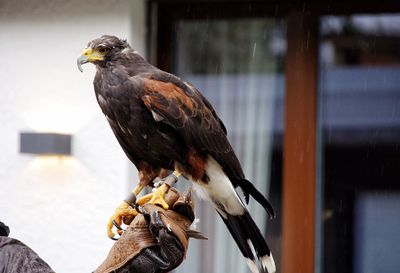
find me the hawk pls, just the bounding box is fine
[78,35,275,273]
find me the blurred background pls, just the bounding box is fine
[1,1,400,273]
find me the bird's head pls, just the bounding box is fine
[77,35,130,72]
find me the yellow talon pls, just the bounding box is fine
[107,171,182,238]
[149,171,181,208]
[149,184,170,209]
[136,184,170,209]
[136,193,152,205]
[107,201,138,239]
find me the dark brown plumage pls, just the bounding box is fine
[79,35,275,273]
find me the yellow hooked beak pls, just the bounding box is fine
[77,48,104,72]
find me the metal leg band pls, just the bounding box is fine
[163,173,179,187]
[124,192,137,207]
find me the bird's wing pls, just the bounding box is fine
[138,72,244,179]
[182,80,228,135]
[136,72,275,216]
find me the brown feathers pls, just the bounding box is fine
[143,79,194,111]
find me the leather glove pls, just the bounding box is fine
[94,188,206,273]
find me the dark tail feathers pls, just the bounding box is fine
[218,209,276,273]
[239,179,275,218]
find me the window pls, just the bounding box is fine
[149,2,400,273]
[172,18,285,273]
[319,14,400,273]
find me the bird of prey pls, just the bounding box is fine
[77,35,276,273]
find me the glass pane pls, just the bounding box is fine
[172,18,286,273]
[354,192,400,273]
[319,14,400,273]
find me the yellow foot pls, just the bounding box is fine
[136,184,170,210]
[107,201,138,239]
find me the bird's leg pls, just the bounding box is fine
[107,169,180,239]
[107,184,145,239]
[136,170,181,209]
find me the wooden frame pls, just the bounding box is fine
[283,11,318,273]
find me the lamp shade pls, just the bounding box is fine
[20,132,72,155]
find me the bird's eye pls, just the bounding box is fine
[98,47,107,53]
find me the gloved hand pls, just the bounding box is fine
[94,188,206,273]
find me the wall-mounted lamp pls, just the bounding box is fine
[20,132,72,156]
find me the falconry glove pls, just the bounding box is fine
[94,188,206,273]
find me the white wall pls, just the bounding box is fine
[0,1,145,272]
